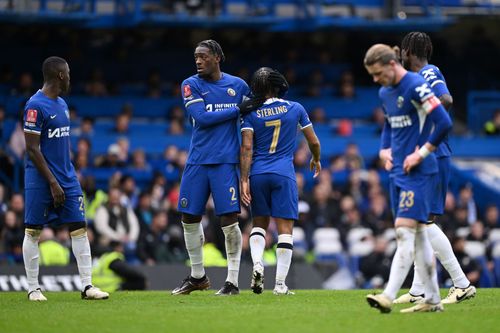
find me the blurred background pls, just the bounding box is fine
[0,0,499,291]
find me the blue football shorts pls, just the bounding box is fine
[430,156,451,216]
[250,173,298,220]
[178,163,240,216]
[24,187,86,227]
[389,173,434,224]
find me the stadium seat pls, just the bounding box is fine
[464,241,486,258]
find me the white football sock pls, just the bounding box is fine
[415,226,440,304]
[383,227,416,301]
[222,222,242,287]
[71,233,92,288]
[409,265,425,296]
[428,223,470,288]
[183,222,205,279]
[249,227,266,267]
[276,234,293,285]
[23,232,41,292]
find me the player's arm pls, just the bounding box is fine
[299,104,321,177]
[379,115,393,171]
[403,97,452,173]
[240,129,253,206]
[302,126,321,178]
[24,131,65,207]
[438,93,453,111]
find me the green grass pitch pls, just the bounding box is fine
[1,289,499,333]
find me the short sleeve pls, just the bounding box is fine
[24,103,44,135]
[181,79,203,109]
[411,79,441,114]
[297,103,312,130]
[241,114,254,132]
[420,66,450,98]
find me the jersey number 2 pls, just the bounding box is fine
[265,120,281,154]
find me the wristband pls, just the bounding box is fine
[418,146,431,159]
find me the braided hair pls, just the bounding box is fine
[251,67,275,97]
[401,32,433,61]
[197,39,225,63]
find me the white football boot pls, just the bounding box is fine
[81,285,109,300]
[442,285,476,304]
[28,288,47,302]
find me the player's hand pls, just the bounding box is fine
[238,96,266,115]
[403,147,423,174]
[310,158,321,178]
[268,70,289,97]
[379,148,393,171]
[50,181,65,207]
[240,179,251,206]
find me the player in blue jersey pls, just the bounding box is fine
[172,40,265,296]
[363,44,452,313]
[240,68,321,295]
[22,56,108,301]
[391,32,476,305]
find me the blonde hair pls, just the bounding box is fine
[364,44,400,66]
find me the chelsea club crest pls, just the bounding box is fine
[227,88,236,96]
[180,197,188,208]
[397,96,404,108]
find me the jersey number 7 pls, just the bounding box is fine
[265,120,281,154]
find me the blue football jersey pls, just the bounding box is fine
[241,98,312,180]
[23,90,81,195]
[380,72,443,177]
[181,73,250,165]
[418,64,452,158]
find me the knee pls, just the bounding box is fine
[68,222,88,237]
[25,227,42,240]
[182,213,202,224]
[220,213,238,227]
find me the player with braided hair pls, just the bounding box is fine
[393,32,476,305]
[172,40,264,296]
[241,68,321,295]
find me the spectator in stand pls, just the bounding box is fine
[1,210,24,263]
[360,236,392,288]
[120,175,139,209]
[309,107,328,125]
[95,144,126,168]
[130,148,151,171]
[8,117,26,161]
[85,68,108,96]
[146,69,163,98]
[94,187,140,248]
[72,116,95,138]
[343,143,365,171]
[337,71,356,99]
[9,193,24,222]
[11,72,35,97]
[136,210,186,264]
[467,221,487,243]
[116,137,130,164]
[169,120,185,135]
[135,191,155,230]
[457,184,478,225]
[483,204,499,231]
[81,175,108,223]
[441,237,481,287]
[112,113,130,135]
[371,107,386,134]
[38,228,70,266]
[0,183,8,215]
[484,110,500,136]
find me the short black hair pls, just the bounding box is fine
[197,40,225,63]
[401,32,433,61]
[42,56,67,82]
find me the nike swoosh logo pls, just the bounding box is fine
[201,92,209,96]
[50,115,57,119]
[456,290,471,302]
